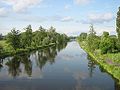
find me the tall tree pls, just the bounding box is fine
[23,25,33,47]
[48,26,57,43]
[116,7,120,51]
[87,24,98,51]
[116,7,120,40]
[6,28,20,50]
[89,24,96,37]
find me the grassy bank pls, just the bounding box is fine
[78,40,120,84]
[0,40,56,58]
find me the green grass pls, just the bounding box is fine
[0,40,7,47]
[105,53,120,63]
[0,40,14,52]
[78,40,120,84]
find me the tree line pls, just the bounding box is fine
[78,7,120,54]
[0,25,69,54]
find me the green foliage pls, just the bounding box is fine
[100,32,117,54]
[6,28,21,50]
[0,40,14,53]
[102,31,109,38]
[23,25,33,47]
[1,25,68,57]
[77,7,120,82]
[69,36,76,40]
[0,34,3,40]
[100,37,112,54]
[116,7,120,51]
[116,40,120,51]
[89,24,96,36]
[78,24,119,54]
[116,7,120,41]
[42,37,50,45]
[86,24,100,51]
[0,45,3,54]
[78,33,87,42]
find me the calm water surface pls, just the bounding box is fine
[0,41,120,90]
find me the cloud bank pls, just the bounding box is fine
[1,0,42,12]
[82,13,114,24]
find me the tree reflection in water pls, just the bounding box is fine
[87,55,96,77]
[35,42,67,70]
[20,54,32,77]
[0,58,3,71]
[87,55,120,89]
[6,55,21,78]
[5,42,67,78]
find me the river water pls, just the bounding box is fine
[0,41,120,90]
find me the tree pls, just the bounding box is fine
[0,45,3,54]
[102,31,109,38]
[21,25,33,48]
[87,24,98,51]
[42,37,50,45]
[79,33,87,42]
[116,7,120,51]
[32,31,42,47]
[89,24,96,36]
[5,25,69,51]
[0,34,3,40]
[48,26,57,43]
[6,28,21,50]
[116,7,120,40]
[39,26,46,32]
[99,32,117,54]
[31,26,47,47]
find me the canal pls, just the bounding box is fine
[0,41,119,90]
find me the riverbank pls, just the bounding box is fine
[0,43,56,58]
[77,40,120,84]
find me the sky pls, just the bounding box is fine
[0,0,120,36]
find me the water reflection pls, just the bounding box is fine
[87,55,96,77]
[87,55,120,90]
[0,42,67,78]
[0,60,3,71]
[0,42,120,90]
[115,81,120,90]
[6,55,21,77]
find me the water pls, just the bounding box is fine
[0,41,120,90]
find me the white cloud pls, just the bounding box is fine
[82,13,114,24]
[74,0,91,4]
[2,0,42,12]
[61,16,73,22]
[64,5,71,10]
[0,8,8,17]
[95,26,116,35]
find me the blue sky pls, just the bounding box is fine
[0,0,120,36]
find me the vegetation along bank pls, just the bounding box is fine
[77,7,120,83]
[0,25,69,58]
